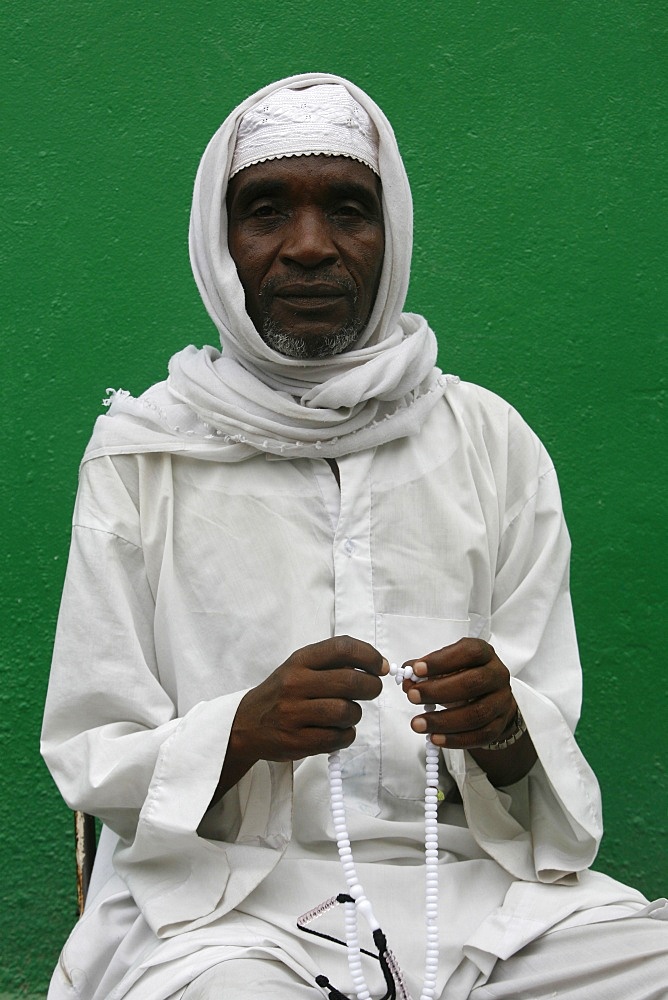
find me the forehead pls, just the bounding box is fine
[226,154,382,205]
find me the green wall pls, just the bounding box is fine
[2,2,666,993]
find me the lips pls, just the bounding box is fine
[270,283,350,314]
[273,283,347,300]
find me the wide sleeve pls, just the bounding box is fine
[442,454,603,884]
[41,455,293,937]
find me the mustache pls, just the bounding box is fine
[259,270,357,302]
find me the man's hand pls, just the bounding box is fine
[212,636,387,803]
[404,638,516,748]
[403,638,537,786]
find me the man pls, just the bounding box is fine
[42,74,666,1000]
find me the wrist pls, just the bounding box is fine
[482,707,527,751]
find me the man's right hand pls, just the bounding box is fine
[211,636,387,803]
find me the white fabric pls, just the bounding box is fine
[176,913,668,999]
[42,384,663,1000]
[469,912,668,999]
[89,72,445,463]
[229,83,379,178]
[181,957,318,998]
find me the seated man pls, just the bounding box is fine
[42,73,667,1000]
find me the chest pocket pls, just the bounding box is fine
[375,613,489,801]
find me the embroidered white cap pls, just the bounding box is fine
[229,83,380,178]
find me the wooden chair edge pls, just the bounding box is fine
[74,810,97,916]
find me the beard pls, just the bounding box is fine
[256,270,365,359]
[259,315,365,359]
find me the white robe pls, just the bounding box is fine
[42,380,654,1000]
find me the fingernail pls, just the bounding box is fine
[412,716,427,733]
[380,657,390,675]
[431,735,446,747]
[407,688,421,704]
[413,660,428,677]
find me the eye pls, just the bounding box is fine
[334,202,365,217]
[251,203,280,218]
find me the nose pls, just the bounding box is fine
[279,209,339,268]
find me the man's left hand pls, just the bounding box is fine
[402,638,538,786]
[404,638,517,749]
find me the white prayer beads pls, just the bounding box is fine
[388,661,420,684]
[328,752,377,1000]
[327,663,441,1000]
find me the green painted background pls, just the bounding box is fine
[2,1,666,993]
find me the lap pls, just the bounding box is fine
[470,913,668,1000]
[179,913,668,1000]
[181,956,320,999]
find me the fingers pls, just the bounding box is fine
[306,697,363,729]
[411,696,515,749]
[292,635,388,678]
[239,636,385,764]
[234,679,363,764]
[403,638,516,749]
[281,636,386,702]
[407,637,496,678]
[319,668,384,702]
[403,639,506,703]
[278,701,362,755]
[406,664,501,707]
[266,724,358,762]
